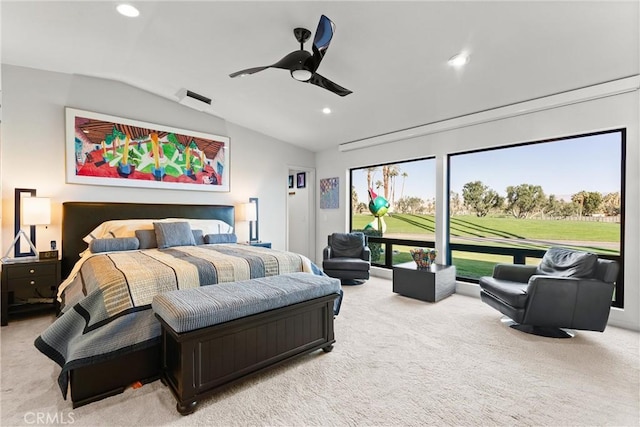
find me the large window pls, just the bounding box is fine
[350,158,436,265]
[448,129,625,307]
[348,130,625,308]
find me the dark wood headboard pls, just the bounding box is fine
[61,202,235,279]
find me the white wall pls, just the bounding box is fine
[0,65,315,253]
[316,88,640,331]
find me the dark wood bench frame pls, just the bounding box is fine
[156,293,338,415]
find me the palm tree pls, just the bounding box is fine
[400,172,408,200]
[351,186,358,213]
[366,167,378,191]
[388,166,400,207]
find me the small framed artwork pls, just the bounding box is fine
[288,175,294,189]
[296,172,306,188]
[320,177,339,209]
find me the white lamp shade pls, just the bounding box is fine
[22,197,51,225]
[235,202,257,222]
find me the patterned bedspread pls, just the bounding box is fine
[34,244,327,399]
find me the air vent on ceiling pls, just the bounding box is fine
[176,88,213,112]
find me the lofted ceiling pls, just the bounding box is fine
[2,1,638,152]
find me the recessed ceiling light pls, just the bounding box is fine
[322,107,332,115]
[448,52,470,68]
[117,4,140,18]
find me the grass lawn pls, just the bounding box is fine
[354,213,619,246]
[356,213,620,279]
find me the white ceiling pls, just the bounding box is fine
[2,1,638,152]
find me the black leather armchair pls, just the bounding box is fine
[479,247,619,338]
[322,232,371,285]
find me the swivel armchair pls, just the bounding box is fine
[323,232,371,285]
[479,247,619,338]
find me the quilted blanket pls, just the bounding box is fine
[34,244,328,399]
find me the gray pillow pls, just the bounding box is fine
[90,237,139,253]
[192,229,205,245]
[135,229,157,249]
[536,247,598,278]
[153,221,196,249]
[204,233,238,244]
[137,228,204,248]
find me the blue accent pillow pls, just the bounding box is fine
[153,222,196,249]
[137,228,204,249]
[135,229,157,249]
[204,233,238,244]
[192,229,204,245]
[89,237,139,253]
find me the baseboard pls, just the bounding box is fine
[453,280,481,298]
[371,267,638,331]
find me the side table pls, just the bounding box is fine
[1,258,61,326]
[392,262,456,302]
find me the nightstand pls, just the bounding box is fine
[247,241,272,249]
[1,258,61,326]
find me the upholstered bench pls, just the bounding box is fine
[152,272,341,415]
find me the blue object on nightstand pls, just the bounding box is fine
[250,242,271,249]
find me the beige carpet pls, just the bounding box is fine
[1,276,639,426]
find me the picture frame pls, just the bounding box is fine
[320,177,339,209]
[65,107,230,192]
[296,172,306,188]
[288,175,294,189]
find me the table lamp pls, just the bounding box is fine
[235,202,257,243]
[2,197,51,260]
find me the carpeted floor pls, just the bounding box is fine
[1,276,639,426]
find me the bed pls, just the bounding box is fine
[34,202,332,408]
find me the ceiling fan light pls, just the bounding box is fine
[448,52,470,67]
[291,69,313,82]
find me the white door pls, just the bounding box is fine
[287,168,313,259]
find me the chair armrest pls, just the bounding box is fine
[492,264,537,283]
[361,247,371,262]
[323,246,332,260]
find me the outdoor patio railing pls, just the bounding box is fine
[367,236,623,308]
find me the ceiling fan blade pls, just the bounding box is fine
[307,15,335,72]
[272,50,312,70]
[230,50,311,78]
[229,66,269,78]
[308,73,352,97]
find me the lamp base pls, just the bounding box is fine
[2,230,39,260]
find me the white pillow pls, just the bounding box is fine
[82,219,156,243]
[83,218,233,243]
[165,218,233,235]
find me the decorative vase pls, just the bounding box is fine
[410,248,430,269]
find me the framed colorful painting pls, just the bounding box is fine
[65,108,230,192]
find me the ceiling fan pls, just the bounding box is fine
[229,15,352,97]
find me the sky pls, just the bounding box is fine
[352,131,622,205]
